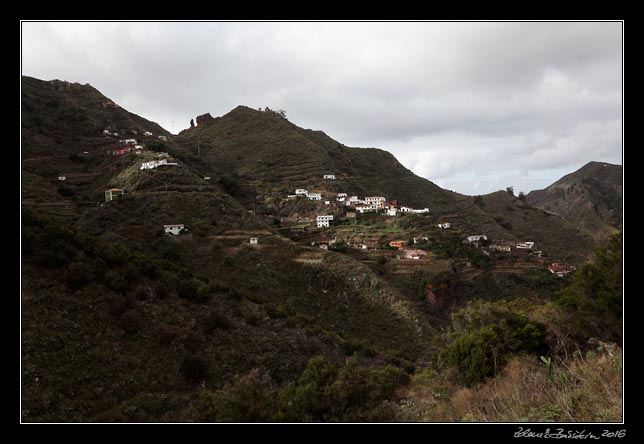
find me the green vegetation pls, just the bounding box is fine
[438,300,548,386]
[556,232,622,341]
[20,76,621,423]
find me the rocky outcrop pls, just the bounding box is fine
[196,113,215,127]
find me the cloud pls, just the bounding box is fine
[21,21,622,195]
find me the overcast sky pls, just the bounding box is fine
[21,21,622,195]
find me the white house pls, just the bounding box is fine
[356,205,378,213]
[386,208,398,216]
[365,196,386,204]
[465,235,488,243]
[489,244,512,252]
[140,159,178,170]
[134,145,143,150]
[337,197,345,202]
[437,222,451,229]
[307,192,322,200]
[316,215,334,228]
[410,208,429,214]
[323,174,336,180]
[102,129,111,135]
[516,241,535,250]
[158,135,168,141]
[324,200,331,205]
[124,139,137,144]
[295,189,308,195]
[143,131,153,136]
[403,249,428,260]
[164,224,185,235]
[287,194,297,199]
[250,237,258,245]
[104,188,124,202]
[204,176,211,180]
[58,176,66,181]
[113,132,119,137]
[319,244,329,250]
[399,206,412,213]
[337,193,347,198]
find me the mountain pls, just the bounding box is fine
[170,106,596,263]
[21,77,615,422]
[526,161,622,240]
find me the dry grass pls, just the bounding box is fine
[401,346,622,422]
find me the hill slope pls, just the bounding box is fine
[527,161,622,240]
[170,106,596,262]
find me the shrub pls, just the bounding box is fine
[195,369,276,422]
[439,300,548,386]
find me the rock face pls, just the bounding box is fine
[190,118,195,128]
[196,113,215,127]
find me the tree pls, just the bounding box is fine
[506,186,514,196]
[518,191,526,201]
[277,109,287,118]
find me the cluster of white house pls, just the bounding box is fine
[103,128,166,142]
[291,190,429,215]
[140,159,178,170]
[288,189,323,201]
[463,235,536,252]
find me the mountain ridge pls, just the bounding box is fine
[526,161,622,241]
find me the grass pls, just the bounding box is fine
[397,345,621,422]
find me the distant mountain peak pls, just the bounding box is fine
[527,161,622,240]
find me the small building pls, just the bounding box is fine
[386,208,398,216]
[516,241,535,250]
[403,249,428,260]
[250,237,258,245]
[307,192,322,200]
[134,145,143,150]
[102,129,111,135]
[295,188,308,195]
[104,188,124,202]
[112,147,133,156]
[365,196,386,204]
[164,224,185,235]
[437,222,451,229]
[287,194,297,199]
[158,135,168,141]
[337,193,348,198]
[204,177,211,180]
[319,244,329,250]
[548,263,576,277]
[317,215,334,228]
[324,200,331,205]
[464,235,488,244]
[356,205,378,213]
[124,139,137,144]
[58,176,66,181]
[143,131,153,136]
[323,174,336,180]
[489,244,512,252]
[389,240,406,250]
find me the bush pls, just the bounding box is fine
[556,232,622,341]
[439,300,548,386]
[195,369,276,422]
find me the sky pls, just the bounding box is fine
[21,21,622,195]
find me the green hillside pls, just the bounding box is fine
[20,77,619,423]
[527,161,622,241]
